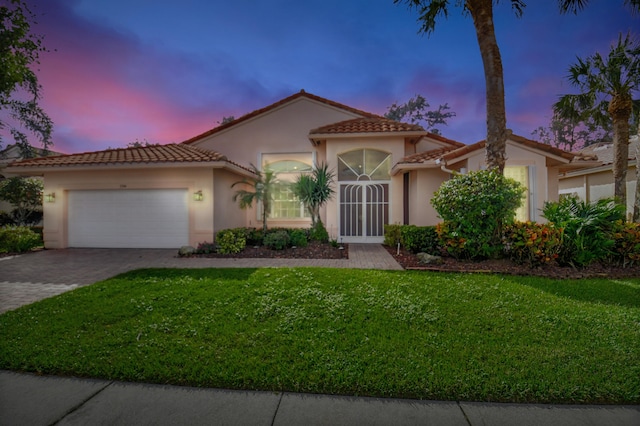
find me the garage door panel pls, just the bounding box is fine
[68,190,189,248]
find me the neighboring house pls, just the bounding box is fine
[559,135,639,219]
[5,91,596,249]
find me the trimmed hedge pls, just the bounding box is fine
[384,224,440,254]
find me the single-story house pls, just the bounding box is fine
[559,135,639,219]
[6,91,596,249]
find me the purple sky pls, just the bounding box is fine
[16,0,640,154]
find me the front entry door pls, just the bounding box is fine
[337,149,391,243]
[339,182,389,242]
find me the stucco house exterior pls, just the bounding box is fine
[559,135,639,219]
[6,91,595,249]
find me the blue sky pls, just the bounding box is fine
[25,0,639,153]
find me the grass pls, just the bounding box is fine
[1,268,639,404]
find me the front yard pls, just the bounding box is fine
[1,267,638,404]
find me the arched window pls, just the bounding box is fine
[338,149,390,181]
[262,154,313,219]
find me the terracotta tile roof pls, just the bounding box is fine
[576,135,639,165]
[399,146,460,164]
[441,134,578,163]
[182,90,381,144]
[9,143,231,168]
[310,117,425,135]
[398,133,596,167]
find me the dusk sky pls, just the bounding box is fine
[20,0,640,154]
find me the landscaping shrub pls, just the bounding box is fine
[289,229,308,248]
[0,226,42,253]
[383,224,402,247]
[542,196,624,267]
[216,229,246,254]
[431,169,525,259]
[384,224,440,254]
[402,225,439,254]
[610,220,640,267]
[195,242,216,254]
[309,221,329,242]
[242,227,264,246]
[503,222,562,267]
[263,229,290,250]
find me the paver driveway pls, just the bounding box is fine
[0,245,401,313]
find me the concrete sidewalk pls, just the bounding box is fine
[1,371,638,426]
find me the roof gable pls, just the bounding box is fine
[182,90,380,145]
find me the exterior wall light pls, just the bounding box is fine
[45,192,56,203]
[193,190,204,201]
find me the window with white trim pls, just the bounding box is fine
[262,153,313,219]
[504,166,529,222]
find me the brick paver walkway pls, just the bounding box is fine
[0,244,401,313]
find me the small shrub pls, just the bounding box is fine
[431,169,525,259]
[243,227,264,246]
[216,229,246,254]
[195,242,216,254]
[263,229,290,250]
[384,225,440,254]
[436,222,467,259]
[542,196,624,267]
[610,221,640,267]
[383,224,402,247]
[0,226,42,253]
[289,229,308,248]
[309,221,329,242]
[402,225,439,254]
[503,222,562,267]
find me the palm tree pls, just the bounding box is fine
[232,164,277,232]
[292,162,336,227]
[554,33,640,209]
[396,1,639,174]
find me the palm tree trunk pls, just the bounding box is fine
[467,0,507,173]
[633,128,640,222]
[609,93,632,210]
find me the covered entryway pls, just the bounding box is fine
[67,189,189,248]
[337,149,390,243]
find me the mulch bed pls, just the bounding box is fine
[190,241,349,260]
[385,246,640,279]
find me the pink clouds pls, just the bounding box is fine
[29,0,258,153]
[14,0,637,155]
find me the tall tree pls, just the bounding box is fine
[396,1,639,174]
[0,0,53,157]
[384,94,456,135]
[395,0,526,173]
[554,33,640,208]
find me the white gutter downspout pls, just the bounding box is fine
[436,158,457,175]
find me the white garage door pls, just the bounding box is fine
[68,189,189,248]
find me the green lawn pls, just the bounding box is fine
[1,268,639,404]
